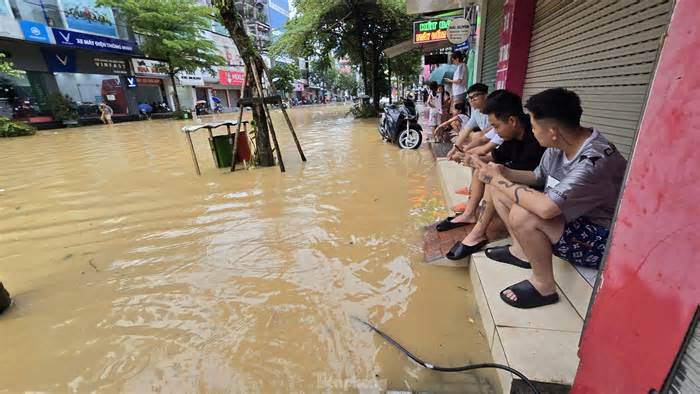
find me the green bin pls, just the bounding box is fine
[209,135,234,168]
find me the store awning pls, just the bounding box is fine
[385,39,455,58]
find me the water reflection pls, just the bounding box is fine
[0,105,493,392]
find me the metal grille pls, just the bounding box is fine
[481,0,504,92]
[662,308,700,393]
[523,0,672,158]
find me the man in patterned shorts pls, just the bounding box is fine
[473,88,627,309]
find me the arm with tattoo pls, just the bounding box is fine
[492,175,562,219]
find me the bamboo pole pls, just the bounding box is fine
[250,64,285,173]
[260,64,306,162]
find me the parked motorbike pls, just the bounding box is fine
[378,97,422,149]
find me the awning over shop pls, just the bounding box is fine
[385,39,454,58]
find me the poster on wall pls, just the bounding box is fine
[59,0,118,38]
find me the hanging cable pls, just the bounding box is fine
[353,317,540,394]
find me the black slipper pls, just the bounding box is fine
[446,240,489,260]
[436,216,469,232]
[484,246,531,269]
[500,280,559,309]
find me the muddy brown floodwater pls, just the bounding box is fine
[0,104,495,393]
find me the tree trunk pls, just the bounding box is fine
[169,71,181,111]
[371,49,381,113]
[214,0,275,167]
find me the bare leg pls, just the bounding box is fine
[451,168,485,224]
[500,206,564,299]
[461,186,495,246]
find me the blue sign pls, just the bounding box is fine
[41,48,77,73]
[20,20,51,43]
[126,76,138,88]
[452,41,470,53]
[52,28,137,54]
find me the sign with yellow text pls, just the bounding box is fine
[412,19,452,44]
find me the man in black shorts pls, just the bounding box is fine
[474,88,627,309]
[442,90,545,260]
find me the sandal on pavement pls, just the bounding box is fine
[436,216,469,232]
[484,245,532,269]
[500,280,559,309]
[446,240,489,260]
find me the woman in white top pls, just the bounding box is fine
[445,51,467,107]
[426,81,442,139]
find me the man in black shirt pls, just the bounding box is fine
[445,90,545,260]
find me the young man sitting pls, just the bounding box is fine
[473,88,627,309]
[441,83,505,219]
[445,83,495,163]
[444,90,545,260]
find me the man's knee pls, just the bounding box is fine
[509,205,539,231]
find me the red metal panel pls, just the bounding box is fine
[573,1,699,392]
[494,0,535,95]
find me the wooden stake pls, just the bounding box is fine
[186,131,201,176]
[260,64,307,162]
[250,64,285,172]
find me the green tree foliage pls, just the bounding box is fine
[269,62,300,94]
[98,0,226,110]
[0,116,36,138]
[271,0,413,113]
[309,58,339,90]
[336,72,359,95]
[0,53,22,78]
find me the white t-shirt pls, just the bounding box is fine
[485,129,504,146]
[452,63,466,96]
[464,109,490,132]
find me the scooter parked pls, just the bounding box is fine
[378,96,422,149]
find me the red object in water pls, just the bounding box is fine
[235,131,251,162]
[573,1,699,392]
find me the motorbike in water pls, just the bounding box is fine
[378,97,422,149]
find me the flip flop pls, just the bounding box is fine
[455,187,470,196]
[485,246,531,269]
[500,280,559,309]
[436,216,469,232]
[452,202,466,214]
[446,240,489,260]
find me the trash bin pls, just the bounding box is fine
[209,133,251,168]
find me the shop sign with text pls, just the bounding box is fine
[131,58,169,76]
[92,56,128,74]
[218,70,244,86]
[52,28,137,54]
[413,19,451,44]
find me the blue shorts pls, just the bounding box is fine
[552,217,610,268]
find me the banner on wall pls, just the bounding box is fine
[218,70,244,86]
[59,0,118,37]
[20,20,51,43]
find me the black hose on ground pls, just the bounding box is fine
[353,317,540,394]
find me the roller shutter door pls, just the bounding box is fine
[481,0,504,92]
[523,0,673,158]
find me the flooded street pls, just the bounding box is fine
[0,104,494,393]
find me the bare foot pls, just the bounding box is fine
[450,212,477,224]
[462,232,486,247]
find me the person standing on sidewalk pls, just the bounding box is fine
[445,52,467,108]
[426,81,442,140]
